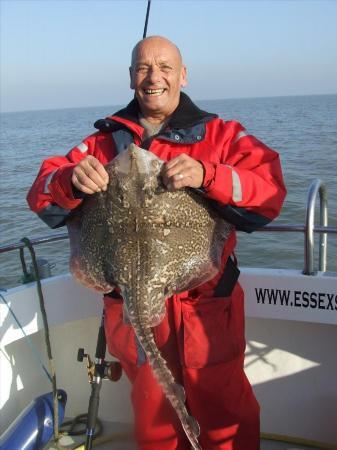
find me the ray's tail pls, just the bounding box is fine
[132,319,202,450]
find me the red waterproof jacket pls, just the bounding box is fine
[27,93,286,294]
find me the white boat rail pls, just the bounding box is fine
[1,179,336,275]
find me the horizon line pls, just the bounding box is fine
[1,91,336,115]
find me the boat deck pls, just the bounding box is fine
[45,420,329,450]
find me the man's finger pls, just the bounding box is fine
[164,155,181,170]
[83,169,108,191]
[72,177,97,195]
[96,165,109,185]
[167,174,194,191]
[73,157,109,191]
[88,157,109,185]
[82,161,108,190]
[162,165,189,188]
[72,172,102,193]
[163,161,188,180]
[173,172,185,181]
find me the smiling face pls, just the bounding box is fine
[130,36,187,123]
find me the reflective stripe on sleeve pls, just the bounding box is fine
[225,165,243,202]
[233,130,248,144]
[77,142,88,153]
[231,168,243,202]
[43,170,57,194]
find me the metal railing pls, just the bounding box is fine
[254,179,334,275]
[1,179,336,275]
[304,179,328,274]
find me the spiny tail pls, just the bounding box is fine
[131,319,202,450]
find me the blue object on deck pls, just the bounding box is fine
[0,390,67,450]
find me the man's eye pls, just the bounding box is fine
[136,67,148,73]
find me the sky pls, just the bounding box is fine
[1,0,337,113]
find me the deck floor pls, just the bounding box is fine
[45,420,328,450]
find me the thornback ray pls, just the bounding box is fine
[67,143,233,450]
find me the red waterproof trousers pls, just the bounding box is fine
[104,283,260,450]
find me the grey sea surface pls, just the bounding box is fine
[1,94,337,288]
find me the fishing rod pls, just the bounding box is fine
[79,4,152,449]
[77,313,122,450]
[143,0,152,38]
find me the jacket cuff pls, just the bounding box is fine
[199,161,215,190]
[48,164,83,210]
[203,164,233,204]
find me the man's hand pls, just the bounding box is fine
[72,155,109,194]
[161,154,204,191]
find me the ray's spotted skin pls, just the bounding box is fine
[68,144,233,450]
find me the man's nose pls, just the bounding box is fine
[147,66,161,83]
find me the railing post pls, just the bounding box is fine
[319,185,328,272]
[304,179,328,275]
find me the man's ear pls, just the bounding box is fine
[180,65,187,88]
[129,67,135,89]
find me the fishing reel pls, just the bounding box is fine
[77,348,122,383]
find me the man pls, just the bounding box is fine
[27,36,286,449]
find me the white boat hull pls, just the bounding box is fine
[1,269,336,445]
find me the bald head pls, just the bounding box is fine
[131,36,183,69]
